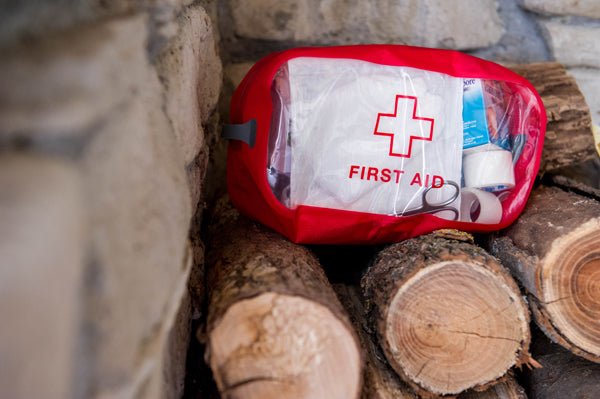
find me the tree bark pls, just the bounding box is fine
[488,186,600,363]
[459,376,526,399]
[334,284,416,399]
[525,331,600,399]
[545,157,600,202]
[509,62,595,173]
[205,198,362,399]
[361,233,531,397]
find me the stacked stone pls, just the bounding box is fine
[0,1,222,398]
[220,0,600,126]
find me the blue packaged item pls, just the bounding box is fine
[462,79,511,151]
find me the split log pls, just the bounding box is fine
[334,284,416,399]
[361,233,531,397]
[459,376,526,399]
[335,283,527,399]
[510,62,595,173]
[204,199,362,399]
[488,186,600,362]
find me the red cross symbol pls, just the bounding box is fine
[374,94,435,158]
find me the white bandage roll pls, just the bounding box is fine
[463,149,515,190]
[460,188,503,224]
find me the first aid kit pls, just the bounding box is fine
[224,45,546,244]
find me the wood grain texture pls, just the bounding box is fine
[510,62,595,173]
[362,234,531,397]
[335,284,416,399]
[205,198,362,399]
[488,186,600,362]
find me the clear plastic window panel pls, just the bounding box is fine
[267,58,541,224]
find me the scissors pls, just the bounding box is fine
[395,180,460,220]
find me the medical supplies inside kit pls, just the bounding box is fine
[226,45,546,244]
[266,61,526,225]
[459,79,521,224]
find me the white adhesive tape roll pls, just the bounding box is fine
[463,149,515,190]
[460,188,503,224]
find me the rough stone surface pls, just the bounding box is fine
[522,0,600,19]
[542,20,600,68]
[160,287,193,399]
[471,0,550,62]
[220,62,254,119]
[224,62,254,90]
[0,0,192,50]
[0,154,84,399]
[98,246,193,399]
[197,0,219,40]
[80,53,192,396]
[570,67,600,124]
[203,111,228,205]
[0,16,149,140]
[229,0,301,41]
[228,0,504,49]
[0,0,220,398]
[157,5,222,164]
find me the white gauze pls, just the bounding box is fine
[288,58,463,217]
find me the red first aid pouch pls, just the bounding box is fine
[224,45,546,244]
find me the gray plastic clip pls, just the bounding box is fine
[222,119,257,148]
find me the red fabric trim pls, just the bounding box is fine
[227,45,546,244]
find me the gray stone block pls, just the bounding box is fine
[228,0,504,50]
[523,0,600,19]
[0,154,84,399]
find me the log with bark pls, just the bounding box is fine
[525,329,600,399]
[459,376,526,399]
[334,284,416,399]
[361,232,531,397]
[545,157,600,202]
[509,62,596,173]
[204,199,362,399]
[335,283,528,399]
[488,186,600,362]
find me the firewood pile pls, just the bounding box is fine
[197,63,600,398]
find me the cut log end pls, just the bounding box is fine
[490,186,600,362]
[384,260,529,395]
[209,292,362,399]
[539,218,600,359]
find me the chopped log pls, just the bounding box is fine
[488,186,600,362]
[335,283,527,399]
[509,62,595,173]
[459,376,526,399]
[334,284,417,399]
[205,199,362,399]
[361,233,531,397]
[525,331,600,399]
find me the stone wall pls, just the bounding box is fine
[219,0,600,124]
[1,1,599,399]
[0,1,221,398]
